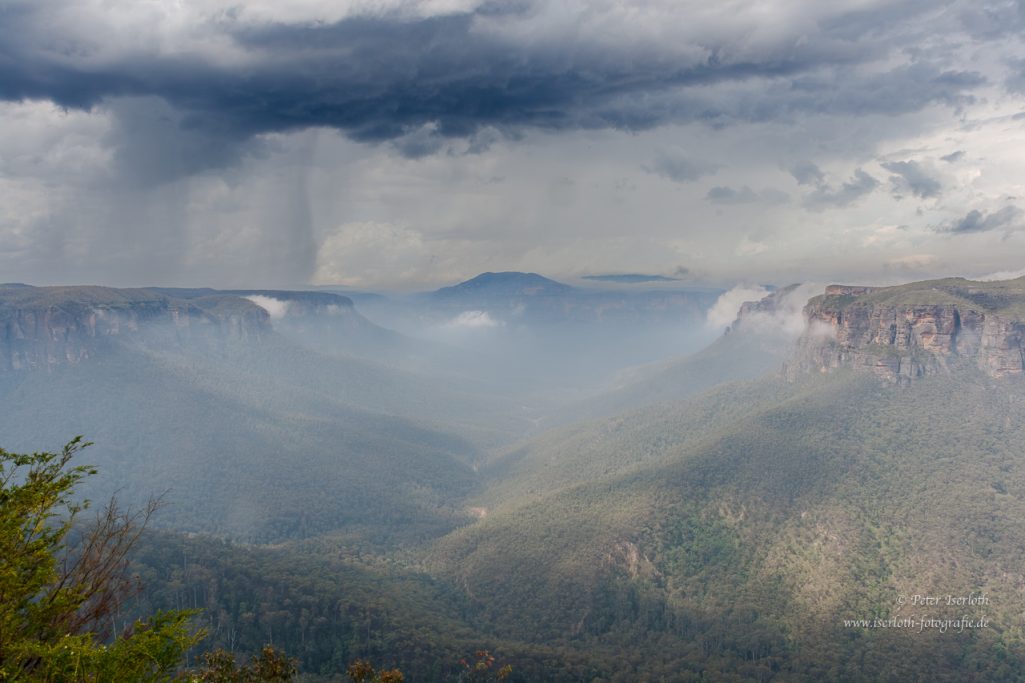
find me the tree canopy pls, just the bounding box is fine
[0,437,200,681]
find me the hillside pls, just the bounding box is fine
[427,368,1025,680]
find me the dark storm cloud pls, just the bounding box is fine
[881,160,942,198]
[0,0,995,169]
[940,205,1024,233]
[803,169,880,209]
[783,64,985,117]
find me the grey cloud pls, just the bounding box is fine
[392,124,447,159]
[104,97,262,186]
[790,162,826,186]
[940,150,965,162]
[646,152,718,183]
[1005,59,1025,93]
[760,188,791,205]
[881,160,942,198]
[785,65,985,118]
[465,127,507,155]
[706,186,789,205]
[941,205,1024,233]
[959,1,1025,40]
[707,186,758,204]
[803,169,880,209]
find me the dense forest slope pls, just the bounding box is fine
[430,369,1025,680]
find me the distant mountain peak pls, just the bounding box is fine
[434,272,573,297]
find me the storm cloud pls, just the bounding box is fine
[0,0,996,165]
[3,0,1025,289]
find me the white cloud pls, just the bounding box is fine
[706,285,770,330]
[244,295,291,320]
[446,310,502,328]
[735,283,824,339]
[706,282,824,338]
[976,268,1025,282]
[313,221,431,288]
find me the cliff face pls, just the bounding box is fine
[0,285,270,372]
[789,279,1025,382]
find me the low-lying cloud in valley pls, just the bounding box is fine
[244,295,292,320]
[707,282,825,340]
[447,310,503,329]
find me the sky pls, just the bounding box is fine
[2,0,1025,290]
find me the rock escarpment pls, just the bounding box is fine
[789,278,1025,382]
[0,284,270,372]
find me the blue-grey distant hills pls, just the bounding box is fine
[581,273,681,283]
[418,271,720,324]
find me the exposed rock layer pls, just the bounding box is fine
[789,278,1025,382]
[0,285,271,372]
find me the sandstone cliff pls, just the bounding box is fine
[788,277,1025,382]
[0,284,270,372]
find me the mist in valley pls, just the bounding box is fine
[6,1,1025,678]
[5,273,1025,680]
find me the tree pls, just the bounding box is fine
[183,646,297,682]
[457,651,511,682]
[0,436,201,680]
[345,659,405,683]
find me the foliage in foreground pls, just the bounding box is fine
[182,646,297,682]
[0,436,510,682]
[0,437,202,680]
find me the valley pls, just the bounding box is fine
[3,274,1025,681]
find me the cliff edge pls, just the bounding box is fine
[0,285,271,372]
[788,277,1025,382]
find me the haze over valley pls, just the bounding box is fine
[5,1,1025,680]
[4,272,1025,680]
